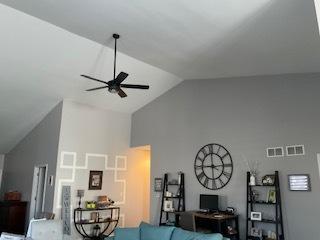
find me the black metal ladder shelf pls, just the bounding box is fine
[159,172,185,226]
[246,171,285,240]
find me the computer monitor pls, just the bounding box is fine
[200,194,219,212]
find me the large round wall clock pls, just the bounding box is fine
[194,143,233,190]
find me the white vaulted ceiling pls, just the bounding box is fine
[0,0,320,152]
[1,0,320,79]
[0,4,182,153]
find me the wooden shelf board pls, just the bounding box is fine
[75,219,118,225]
[74,207,120,212]
[249,218,278,224]
[249,201,276,205]
[164,196,181,199]
[250,184,275,187]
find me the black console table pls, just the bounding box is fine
[74,207,120,239]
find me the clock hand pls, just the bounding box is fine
[214,164,226,168]
[211,154,214,183]
[202,164,223,168]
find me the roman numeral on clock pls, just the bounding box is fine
[216,146,221,154]
[203,177,209,187]
[197,172,205,181]
[221,153,229,160]
[223,163,232,168]
[196,155,204,162]
[207,144,214,154]
[200,148,208,156]
[222,171,231,178]
[218,178,225,187]
[195,165,203,170]
[212,179,217,190]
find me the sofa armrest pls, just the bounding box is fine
[223,238,230,240]
[104,237,114,240]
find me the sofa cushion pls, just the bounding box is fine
[114,227,140,240]
[140,223,175,240]
[171,228,223,240]
[194,233,223,240]
[139,221,152,228]
[171,227,199,240]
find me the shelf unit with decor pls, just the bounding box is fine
[246,171,285,240]
[74,206,120,239]
[159,172,185,226]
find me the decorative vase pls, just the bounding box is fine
[249,174,256,186]
[178,171,182,184]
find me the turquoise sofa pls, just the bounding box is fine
[107,222,230,240]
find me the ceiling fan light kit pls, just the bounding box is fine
[81,33,149,98]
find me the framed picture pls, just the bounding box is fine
[262,175,275,186]
[163,200,174,212]
[288,174,311,191]
[251,228,262,238]
[250,212,262,221]
[154,178,163,192]
[267,189,276,203]
[88,171,103,190]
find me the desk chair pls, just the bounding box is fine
[179,212,213,234]
[28,220,63,240]
[179,212,196,232]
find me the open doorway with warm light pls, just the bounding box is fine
[128,145,151,224]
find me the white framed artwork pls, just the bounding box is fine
[250,212,262,221]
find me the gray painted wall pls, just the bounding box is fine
[1,102,63,213]
[0,155,4,169]
[131,73,320,240]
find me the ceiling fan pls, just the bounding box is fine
[81,33,149,98]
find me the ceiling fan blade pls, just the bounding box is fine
[81,75,108,85]
[118,88,127,98]
[114,72,129,84]
[120,84,149,89]
[86,86,108,91]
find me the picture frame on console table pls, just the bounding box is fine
[88,170,103,190]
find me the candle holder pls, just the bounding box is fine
[77,190,84,209]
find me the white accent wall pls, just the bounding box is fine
[54,100,150,239]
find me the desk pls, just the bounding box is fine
[176,211,239,240]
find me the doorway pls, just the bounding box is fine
[130,145,151,223]
[30,165,48,219]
